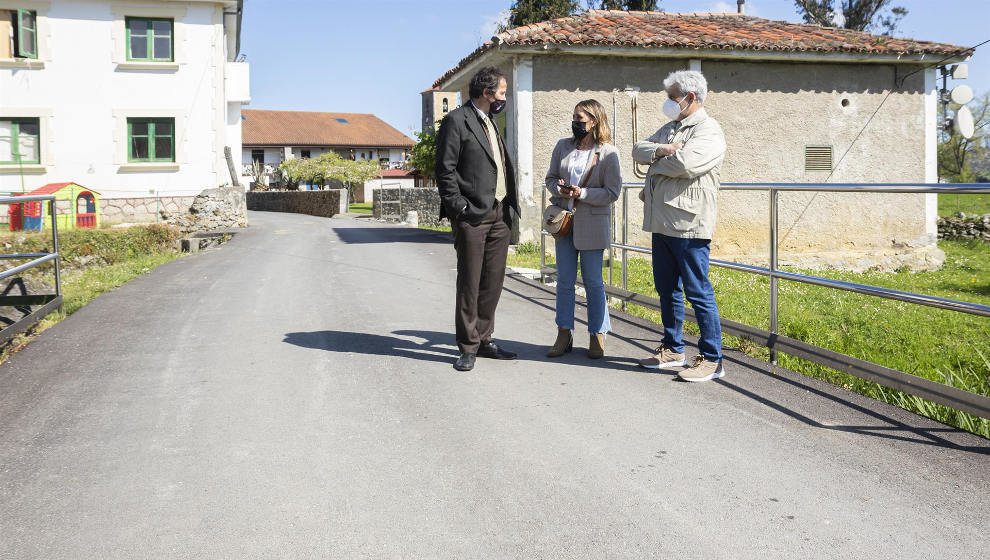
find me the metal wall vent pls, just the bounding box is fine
[805,145,833,172]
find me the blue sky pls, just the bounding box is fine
[241,0,989,137]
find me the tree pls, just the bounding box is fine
[596,0,658,10]
[500,0,581,31]
[408,125,438,178]
[938,92,990,183]
[793,0,907,35]
[279,152,380,197]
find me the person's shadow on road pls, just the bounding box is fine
[282,329,641,371]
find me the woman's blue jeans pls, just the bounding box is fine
[554,233,611,334]
[651,233,722,361]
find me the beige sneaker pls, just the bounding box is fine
[639,345,686,369]
[678,355,725,382]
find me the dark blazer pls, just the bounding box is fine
[434,102,519,225]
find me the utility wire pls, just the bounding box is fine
[823,89,895,183]
[895,38,990,88]
[833,36,989,181]
[780,37,987,243]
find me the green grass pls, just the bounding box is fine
[59,252,182,315]
[418,223,452,232]
[509,239,990,438]
[939,192,990,216]
[0,225,184,362]
[350,202,373,214]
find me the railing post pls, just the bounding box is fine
[769,187,778,365]
[608,196,614,287]
[540,186,546,284]
[621,187,629,312]
[49,199,62,312]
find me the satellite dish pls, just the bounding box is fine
[951,64,968,79]
[953,106,975,139]
[950,84,974,105]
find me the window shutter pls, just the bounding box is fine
[17,10,38,59]
[805,146,833,172]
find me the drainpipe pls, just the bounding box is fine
[223,0,242,62]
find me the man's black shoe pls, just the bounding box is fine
[454,353,476,371]
[477,342,517,360]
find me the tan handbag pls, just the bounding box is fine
[543,204,573,238]
[543,150,600,239]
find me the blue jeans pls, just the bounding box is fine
[651,233,722,361]
[554,233,610,334]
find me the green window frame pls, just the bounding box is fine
[0,118,41,165]
[125,17,173,62]
[127,118,175,163]
[12,9,38,59]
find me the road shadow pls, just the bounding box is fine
[282,329,641,372]
[283,330,458,365]
[502,273,990,455]
[332,226,451,245]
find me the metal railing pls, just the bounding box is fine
[539,182,990,418]
[0,195,63,345]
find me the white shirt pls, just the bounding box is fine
[569,148,593,187]
[469,100,488,120]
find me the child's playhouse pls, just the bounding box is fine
[9,182,101,231]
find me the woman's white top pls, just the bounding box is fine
[568,148,593,186]
[565,147,593,209]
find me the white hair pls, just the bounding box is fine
[663,70,708,104]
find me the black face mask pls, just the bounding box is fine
[572,121,589,139]
[490,98,506,115]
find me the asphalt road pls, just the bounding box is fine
[0,210,986,559]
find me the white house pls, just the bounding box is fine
[0,0,249,219]
[240,109,414,189]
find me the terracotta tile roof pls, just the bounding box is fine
[242,109,415,148]
[378,169,414,178]
[433,10,967,88]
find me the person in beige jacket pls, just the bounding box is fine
[544,99,622,359]
[632,70,727,382]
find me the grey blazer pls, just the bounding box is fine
[544,139,622,250]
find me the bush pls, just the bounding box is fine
[0,224,181,267]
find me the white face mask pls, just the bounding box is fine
[662,97,686,120]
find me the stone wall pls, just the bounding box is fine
[165,187,248,233]
[102,196,197,224]
[0,195,195,225]
[246,189,347,218]
[938,213,990,242]
[373,187,444,226]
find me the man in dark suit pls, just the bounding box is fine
[435,66,520,371]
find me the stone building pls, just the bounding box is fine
[421,88,461,132]
[427,10,969,270]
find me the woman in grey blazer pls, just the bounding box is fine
[544,99,622,359]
